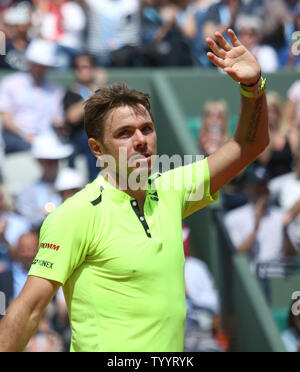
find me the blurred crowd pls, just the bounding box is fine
[198,87,300,351]
[198,87,300,266]
[0,0,300,70]
[0,0,299,353]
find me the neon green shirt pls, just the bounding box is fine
[28,158,218,352]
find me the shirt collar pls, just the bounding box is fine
[95,172,160,202]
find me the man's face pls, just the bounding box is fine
[29,62,49,82]
[238,27,259,50]
[38,159,59,183]
[96,105,157,183]
[74,56,95,85]
[268,103,281,131]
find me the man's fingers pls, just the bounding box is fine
[227,29,242,47]
[206,38,226,59]
[215,32,232,51]
[207,52,226,69]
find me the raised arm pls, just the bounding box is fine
[206,30,269,195]
[0,276,60,352]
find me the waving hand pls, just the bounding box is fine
[206,29,261,87]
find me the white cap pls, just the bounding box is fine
[32,133,73,160]
[55,168,85,192]
[25,38,59,67]
[4,2,32,25]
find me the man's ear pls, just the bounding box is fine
[88,138,104,158]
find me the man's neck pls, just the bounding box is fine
[104,171,148,211]
[126,189,147,211]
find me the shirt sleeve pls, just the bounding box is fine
[161,158,219,219]
[28,198,93,285]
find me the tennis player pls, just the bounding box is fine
[0,30,269,352]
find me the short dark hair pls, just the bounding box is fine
[72,53,97,69]
[84,82,153,141]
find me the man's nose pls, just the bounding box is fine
[133,129,147,149]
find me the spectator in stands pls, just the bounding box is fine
[198,100,247,210]
[225,166,286,268]
[235,15,279,73]
[282,298,300,352]
[139,0,194,67]
[0,184,30,254]
[284,214,300,257]
[186,0,216,66]
[198,100,229,157]
[193,0,264,66]
[0,38,65,153]
[276,166,300,257]
[16,133,73,229]
[0,183,31,309]
[54,167,85,202]
[284,80,300,154]
[261,0,293,53]
[68,54,107,100]
[183,228,226,352]
[0,230,39,317]
[85,0,141,66]
[10,231,39,299]
[63,53,107,180]
[256,91,296,179]
[278,6,300,68]
[202,0,241,42]
[33,0,87,69]
[270,154,300,212]
[0,2,33,71]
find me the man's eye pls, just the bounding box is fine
[142,126,153,134]
[119,130,131,137]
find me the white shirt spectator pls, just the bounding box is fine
[225,204,284,265]
[3,213,30,248]
[0,73,64,137]
[276,174,300,211]
[16,180,62,229]
[86,0,140,56]
[251,45,279,73]
[185,256,220,315]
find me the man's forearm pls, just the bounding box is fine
[0,297,40,352]
[208,92,268,195]
[234,92,269,157]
